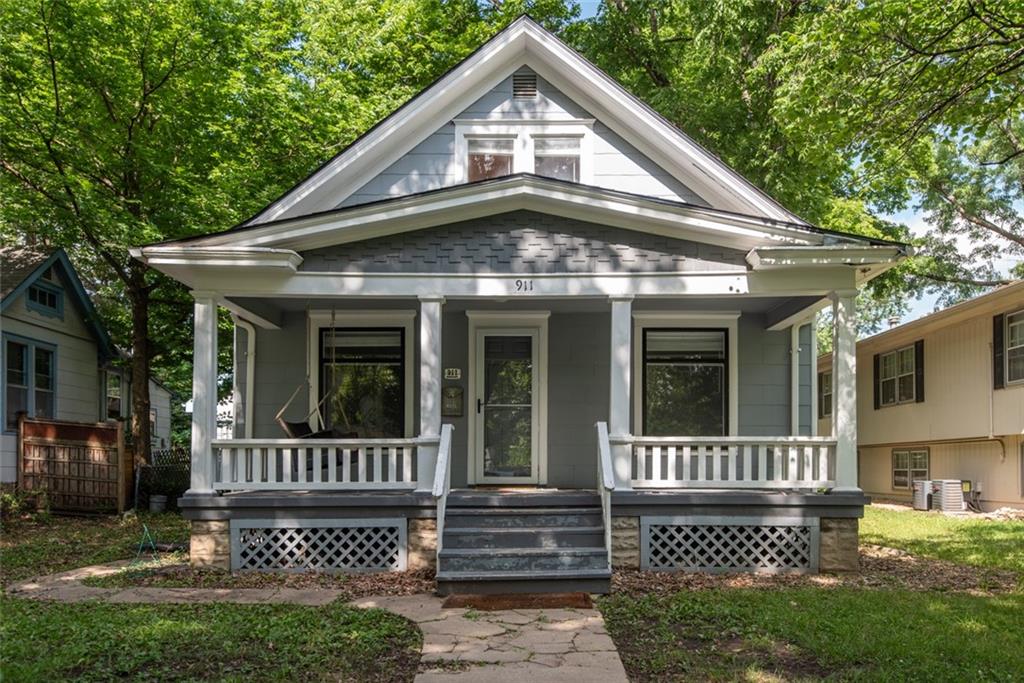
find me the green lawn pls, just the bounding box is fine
[603,506,1024,681]
[0,512,189,587]
[861,506,1024,573]
[1,598,420,682]
[601,588,1024,682]
[1,513,421,682]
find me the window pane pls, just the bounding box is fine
[893,471,909,488]
[468,138,513,182]
[910,451,928,469]
[1008,313,1024,347]
[910,469,928,482]
[35,348,53,390]
[6,341,27,386]
[645,330,725,361]
[320,329,404,438]
[898,374,915,402]
[880,353,896,380]
[483,406,532,478]
[822,373,832,394]
[645,363,725,436]
[1008,346,1024,382]
[534,137,580,182]
[484,336,532,406]
[35,390,54,419]
[899,347,915,374]
[881,378,896,405]
[893,451,909,468]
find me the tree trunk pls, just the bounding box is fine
[128,263,152,461]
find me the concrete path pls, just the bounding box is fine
[8,563,629,683]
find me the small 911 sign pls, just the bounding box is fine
[444,368,461,380]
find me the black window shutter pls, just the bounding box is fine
[873,353,881,409]
[914,339,925,403]
[994,314,1005,390]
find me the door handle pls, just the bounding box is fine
[477,398,483,414]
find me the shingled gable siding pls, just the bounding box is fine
[300,211,746,274]
[336,69,708,208]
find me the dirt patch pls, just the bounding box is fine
[441,591,593,610]
[612,545,1020,597]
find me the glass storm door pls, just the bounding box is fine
[475,331,539,483]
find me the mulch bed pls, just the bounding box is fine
[442,592,593,610]
[612,545,1021,596]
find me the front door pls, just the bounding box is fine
[474,329,540,484]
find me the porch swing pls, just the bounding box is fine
[274,307,338,439]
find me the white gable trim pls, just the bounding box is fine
[172,176,834,254]
[247,17,805,226]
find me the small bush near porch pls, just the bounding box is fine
[602,506,1024,681]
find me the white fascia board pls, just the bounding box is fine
[746,245,906,270]
[133,246,303,271]
[181,178,822,253]
[246,18,805,227]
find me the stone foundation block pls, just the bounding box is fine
[611,516,639,569]
[190,520,230,570]
[408,518,437,570]
[819,518,859,572]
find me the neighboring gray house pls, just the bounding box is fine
[134,18,908,593]
[1,246,173,483]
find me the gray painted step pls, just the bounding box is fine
[443,526,604,549]
[435,569,611,596]
[447,490,601,508]
[444,507,603,528]
[439,547,608,573]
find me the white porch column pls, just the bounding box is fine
[831,292,859,491]
[609,296,633,489]
[187,293,218,495]
[417,296,444,491]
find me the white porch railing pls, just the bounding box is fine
[210,436,437,491]
[630,436,836,489]
[431,424,455,565]
[595,422,615,567]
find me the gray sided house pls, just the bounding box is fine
[134,17,908,593]
[1,246,173,483]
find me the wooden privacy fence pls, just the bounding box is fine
[18,415,128,513]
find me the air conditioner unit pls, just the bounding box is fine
[932,480,966,512]
[912,480,932,510]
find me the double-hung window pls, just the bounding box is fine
[642,329,727,436]
[106,372,122,419]
[320,328,405,438]
[878,345,915,406]
[818,371,833,418]
[457,122,592,184]
[4,337,55,429]
[892,448,929,489]
[1007,310,1024,383]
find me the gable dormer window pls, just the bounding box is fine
[27,281,62,318]
[468,138,514,182]
[455,120,594,185]
[534,137,580,182]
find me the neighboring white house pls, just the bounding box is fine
[1,246,173,482]
[819,281,1024,511]
[134,17,908,592]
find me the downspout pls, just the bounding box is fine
[790,323,800,436]
[230,314,256,439]
[810,313,818,437]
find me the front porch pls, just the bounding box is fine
[179,290,862,589]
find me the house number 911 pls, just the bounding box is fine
[515,279,534,292]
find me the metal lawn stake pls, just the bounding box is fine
[132,523,159,565]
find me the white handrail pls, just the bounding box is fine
[432,424,455,565]
[595,421,615,568]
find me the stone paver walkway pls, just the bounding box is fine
[354,595,627,682]
[8,563,628,683]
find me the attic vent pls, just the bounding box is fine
[513,73,537,99]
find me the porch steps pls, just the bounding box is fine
[435,492,611,595]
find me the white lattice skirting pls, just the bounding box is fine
[641,515,819,573]
[231,518,407,572]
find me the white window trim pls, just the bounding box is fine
[307,310,416,438]
[105,370,124,421]
[453,119,594,184]
[891,447,929,490]
[632,312,740,436]
[465,311,550,486]
[878,344,916,407]
[1006,308,1024,385]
